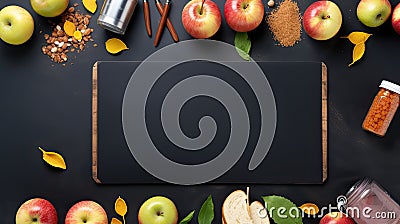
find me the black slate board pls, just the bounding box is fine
[92,61,327,185]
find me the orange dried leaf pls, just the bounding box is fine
[115,196,127,217]
[74,30,82,41]
[349,43,366,67]
[341,31,372,45]
[38,147,66,170]
[299,203,319,215]
[105,38,128,54]
[111,218,123,224]
[63,20,76,37]
[83,0,97,13]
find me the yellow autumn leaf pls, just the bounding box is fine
[115,196,127,224]
[63,20,76,37]
[111,218,123,224]
[74,30,82,41]
[105,38,128,54]
[83,0,97,13]
[38,147,66,170]
[341,31,372,45]
[299,203,319,215]
[349,43,365,67]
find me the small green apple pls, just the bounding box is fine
[0,5,34,45]
[138,196,178,224]
[357,0,391,27]
[30,0,69,17]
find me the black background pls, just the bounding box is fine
[95,61,324,184]
[1,0,400,223]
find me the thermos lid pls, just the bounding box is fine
[380,80,400,94]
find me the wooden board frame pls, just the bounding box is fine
[92,62,100,183]
[322,62,328,182]
[92,61,328,184]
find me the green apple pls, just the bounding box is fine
[138,196,178,224]
[357,0,391,27]
[30,0,69,17]
[0,5,34,45]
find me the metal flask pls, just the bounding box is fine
[97,0,138,35]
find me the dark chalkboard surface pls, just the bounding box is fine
[92,61,327,184]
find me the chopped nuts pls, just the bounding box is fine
[268,0,275,7]
[41,5,96,64]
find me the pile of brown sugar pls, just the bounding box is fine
[267,0,302,47]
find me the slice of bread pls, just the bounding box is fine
[222,190,253,224]
[250,201,270,224]
[222,190,270,224]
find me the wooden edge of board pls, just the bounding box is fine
[91,61,328,184]
[92,62,101,184]
[322,62,328,182]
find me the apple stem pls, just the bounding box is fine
[200,0,206,15]
[323,15,330,19]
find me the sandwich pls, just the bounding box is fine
[222,189,270,224]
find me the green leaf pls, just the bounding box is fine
[198,195,214,224]
[234,32,251,61]
[179,210,195,224]
[262,195,303,224]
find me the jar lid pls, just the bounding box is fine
[380,80,400,94]
[345,178,373,205]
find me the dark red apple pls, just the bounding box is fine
[392,3,400,35]
[15,198,58,224]
[320,212,355,224]
[224,0,264,32]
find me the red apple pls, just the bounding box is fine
[320,212,355,224]
[182,0,221,39]
[65,200,108,224]
[303,1,343,40]
[224,0,264,32]
[15,198,58,224]
[392,3,400,34]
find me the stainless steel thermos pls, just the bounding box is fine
[97,0,138,34]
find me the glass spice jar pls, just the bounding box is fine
[362,80,400,136]
[346,178,400,224]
